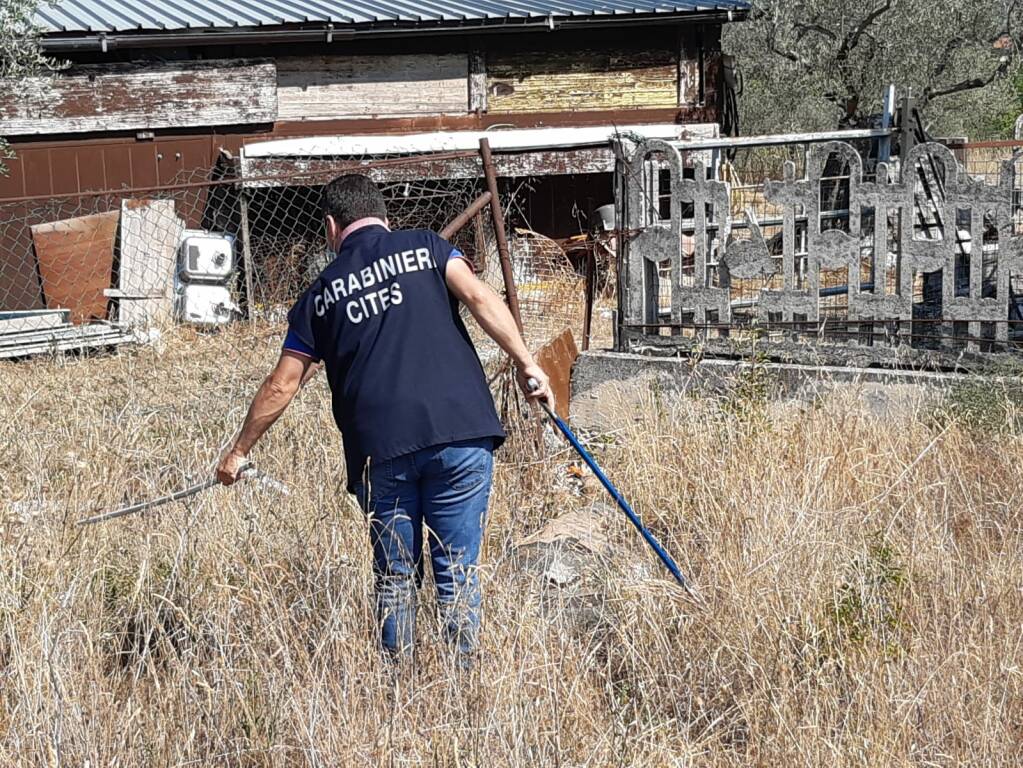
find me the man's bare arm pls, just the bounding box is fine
[301,361,323,388]
[217,351,314,484]
[445,257,552,405]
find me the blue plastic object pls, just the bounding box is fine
[527,380,694,593]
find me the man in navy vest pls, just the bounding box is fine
[217,174,551,665]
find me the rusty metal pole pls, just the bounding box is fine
[582,245,596,351]
[478,138,523,333]
[439,190,492,240]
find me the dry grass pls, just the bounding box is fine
[1,326,1022,766]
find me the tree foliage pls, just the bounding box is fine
[724,0,1023,137]
[1,0,51,78]
[0,0,61,170]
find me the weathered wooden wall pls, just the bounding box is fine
[486,49,679,114]
[276,54,468,121]
[0,60,277,136]
[0,26,725,139]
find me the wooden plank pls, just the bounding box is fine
[487,50,677,114]
[469,51,487,114]
[237,181,256,323]
[118,199,184,329]
[31,211,118,324]
[242,146,618,184]
[0,60,277,136]
[244,123,693,157]
[678,28,701,107]
[238,122,720,186]
[703,50,722,112]
[265,106,689,136]
[276,55,467,121]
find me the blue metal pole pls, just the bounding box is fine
[527,381,695,594]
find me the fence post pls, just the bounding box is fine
[898,94,917,159]
[612,138,628,352]
[233,158,257,324]
[583,246,595,351]
[478,138,523,334]
[879,84,895,163]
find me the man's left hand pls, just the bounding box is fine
[217,449,248,486]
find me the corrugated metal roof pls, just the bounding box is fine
[37,0,749,33]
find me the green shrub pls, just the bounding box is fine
[933,379,1023,435]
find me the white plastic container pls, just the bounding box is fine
[594,204,616,232]
[179,231,235,281]
[175,282,238,325]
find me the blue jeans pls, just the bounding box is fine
[354,437,494,662]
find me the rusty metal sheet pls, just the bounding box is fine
[31,210,118,324]
[535,328,579,420]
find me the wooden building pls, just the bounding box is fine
[0,0,748,314]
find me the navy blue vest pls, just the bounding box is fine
[286,226,505,490]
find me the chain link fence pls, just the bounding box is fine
[0,154,589,356]
[0,152,593,509]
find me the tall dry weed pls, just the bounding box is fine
[1,327,1021,766]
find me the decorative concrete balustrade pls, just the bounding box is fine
[618,136,1023,360]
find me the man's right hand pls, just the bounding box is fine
[517,363,553,410]
[217,449,248,486]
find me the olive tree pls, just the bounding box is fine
[0,0,61,171]
[724,0,1023,137]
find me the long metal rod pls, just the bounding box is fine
[77,477,220,525]
[479,137,524,333]
[439,191,492,239]
[528,380,696,596]
[76,466,287,526]
[663,127,894,152]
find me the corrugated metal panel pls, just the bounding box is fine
[37,0,749,32]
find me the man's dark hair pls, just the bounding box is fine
[321,174,388,230]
